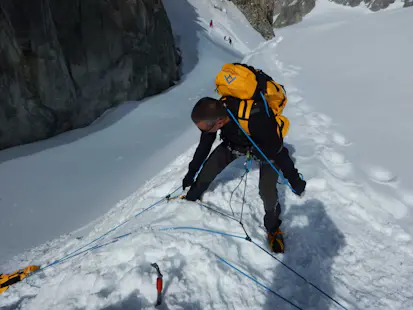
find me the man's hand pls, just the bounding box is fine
[290,176,306,196]
[182,174,194,190]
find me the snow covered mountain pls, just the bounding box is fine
[1,0,412,309]
[227,0,411,31]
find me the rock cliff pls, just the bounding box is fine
[231,0,276,40]
[230,0,412,34]
[0,0,180,150]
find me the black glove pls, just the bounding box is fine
[182,174,194,190]
[289,176,306,196]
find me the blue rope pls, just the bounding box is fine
[244,157,253,172]
[40,237,123,271]
[196,201,240,222]
[217,256,303,310]
[159,226,246,240]
[260,92,271,117]
[37,186,182,272]
[33,226,246,273]
[25,223,348,310]
[34,229,151,273]
[252,241,348,310]
[224,105,296,193]
[160,225,348,310]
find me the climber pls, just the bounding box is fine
[210,20,213,28]
[224,36,232,46]
[182,64,306,253]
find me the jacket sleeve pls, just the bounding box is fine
[248,111,300,182]
[186,131,216,179]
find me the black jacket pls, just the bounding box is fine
[187,98,300,183]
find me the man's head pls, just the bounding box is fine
[191,97,229,132]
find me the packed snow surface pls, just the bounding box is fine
[1,1,412,309]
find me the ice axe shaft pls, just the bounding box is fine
[151,263,163,306]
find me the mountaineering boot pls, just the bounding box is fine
[267,228,285,253]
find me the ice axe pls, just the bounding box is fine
[151,263,163,307]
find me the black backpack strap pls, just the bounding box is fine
[0,273,23,289]
[277,117,285,144]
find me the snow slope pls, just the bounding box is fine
[2,1,413,310]
[274,4,413,230]
[0,0,255,265]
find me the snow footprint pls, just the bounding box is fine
[288,93,304,104]
[366,166,413,210]
[367,166,397,184]
[394,230,412,243]
[321,149,345,165]
[306,178,328,191]
[288,64,302,71]
[305,112,332,137]
[320,148,354,180]
[399,190,413,207]
[280,64,301,78]
[331,132,352,147]
[283,69,299,78]
[309,112,332,128]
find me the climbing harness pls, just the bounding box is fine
[222,101,297,194]
[226,154,253,240]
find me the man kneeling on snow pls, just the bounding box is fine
[182,96,306,253]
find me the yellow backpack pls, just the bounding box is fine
[215,63,289,138]
[0,265,40,294]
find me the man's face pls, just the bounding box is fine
[196,119,225,133]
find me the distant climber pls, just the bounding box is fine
[224,36,232,46]
[182,63,306,253]
[209,20,213,28]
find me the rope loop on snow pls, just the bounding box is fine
[20,181,348,310]
[217,255,303,310]
[193,203,348,310]
[29,186,182,276]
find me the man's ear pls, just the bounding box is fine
[215,118,226,129]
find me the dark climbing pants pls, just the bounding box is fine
[186,143,281,233]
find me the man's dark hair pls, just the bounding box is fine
[191,97,227,124]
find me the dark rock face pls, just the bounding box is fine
[331,0,395,10]
[231,0,276,39]
[231,0,411,33]
[0,0,180,150]
[273,0,316,28]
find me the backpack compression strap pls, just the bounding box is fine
[237,99,255,135]
[232,63,269,100]
[223,97,284,140]
[220,97,255,135]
